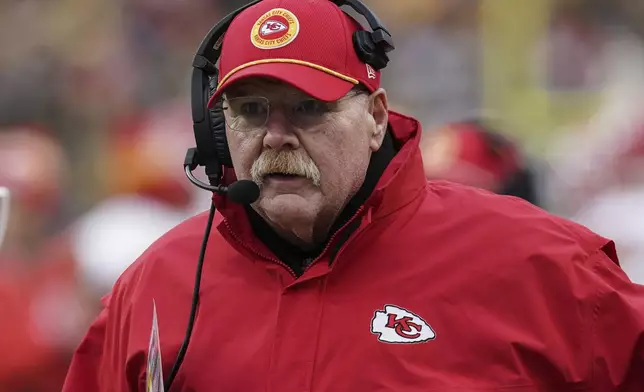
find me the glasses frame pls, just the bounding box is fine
[221,90,368,132]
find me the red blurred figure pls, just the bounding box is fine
[0,125,83,392]
[0,125,68,262]
[58,99,205,304]
[421,118,540,206]
[104,98,197,209]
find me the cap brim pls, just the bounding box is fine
[208,62,357,108]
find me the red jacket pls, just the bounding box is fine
[63,112,644,391]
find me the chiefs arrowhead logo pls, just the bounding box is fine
[251,8,299,50]
[371,305,436,344]
[260,20,287,37]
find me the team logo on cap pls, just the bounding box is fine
[251,8,299,50]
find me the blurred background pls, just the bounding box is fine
[1,0,643,390]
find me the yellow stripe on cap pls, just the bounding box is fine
[218,58,359,89]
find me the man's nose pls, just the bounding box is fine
[262,109,300,150]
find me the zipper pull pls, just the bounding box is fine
[365,207,373,225]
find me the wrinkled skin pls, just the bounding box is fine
[223,79,389,249]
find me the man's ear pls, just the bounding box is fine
[368,88,389,152]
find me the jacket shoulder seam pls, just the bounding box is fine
[588,246,612,391]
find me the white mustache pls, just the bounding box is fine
[251,150,321,186]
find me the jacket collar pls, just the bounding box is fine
[364,110,426,219]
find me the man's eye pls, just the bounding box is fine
[240,102,265,115]
[294,100,328,115]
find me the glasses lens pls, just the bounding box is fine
[223,93,359,131]
[224,97,269,132]
[288,99,333,129]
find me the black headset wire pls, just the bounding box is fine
[165,201,216,390]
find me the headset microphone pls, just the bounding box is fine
[183,147,261,203]
[226,180,261,205]
[184,165,260,204]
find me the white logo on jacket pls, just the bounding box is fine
[371,305,436,343]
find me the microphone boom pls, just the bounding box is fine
[184,165,259,204]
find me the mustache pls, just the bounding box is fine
[251,150,321,186]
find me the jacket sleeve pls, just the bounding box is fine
[62,295,111,392]
[586,244,644,391]
[63,253,150,392]
[62,289,138,392]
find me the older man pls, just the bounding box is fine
[63,1,643,391]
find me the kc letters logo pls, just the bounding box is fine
[371,305,436,344]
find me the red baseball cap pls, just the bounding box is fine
[207,0,381,108]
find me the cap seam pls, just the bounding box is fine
[267,0,285,60]
[333,3,352,82]
[217,58,360,88]
[218,1,256,83]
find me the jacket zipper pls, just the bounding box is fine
[223,219,298,278]
[328,211,373,269]
[302,205,367,274]
[224,205,371,278]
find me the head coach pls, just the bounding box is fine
[63,0,644,391]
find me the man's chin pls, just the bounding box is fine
[258,193,318,221]
[261,192,309,207]
[261,175,313,189]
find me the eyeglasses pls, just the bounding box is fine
[221,92,364,132]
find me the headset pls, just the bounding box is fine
[185,0,394,190]
[171,1,395,390]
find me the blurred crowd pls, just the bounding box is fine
[1,0,643,390]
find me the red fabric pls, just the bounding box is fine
[624,127,644,158]
[0,274,51,386]
[63,112,644,391]
[451,126,520,182]
[0,125,67,214]
[422,122,521,192]
[105,101,196,208]
[0,252,79,392]
[209,0,381,106]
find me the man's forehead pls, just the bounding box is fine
[223,78,311,99]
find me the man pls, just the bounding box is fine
[63,0,644,391]
[420,118,541,206]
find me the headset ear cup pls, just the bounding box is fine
[352,30,388,70]
[352,31,376,67]
[208,80,233,168]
